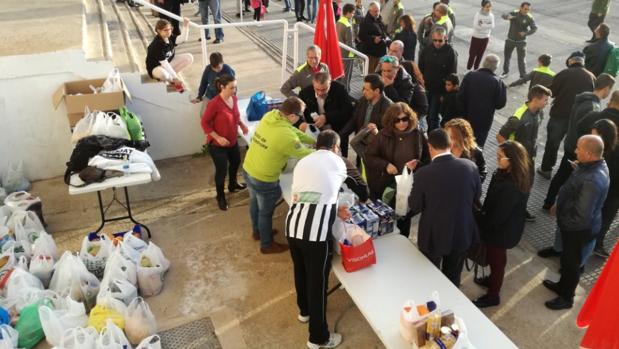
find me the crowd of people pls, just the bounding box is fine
[144,0,617,348]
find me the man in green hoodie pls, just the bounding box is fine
[243,96,316,254]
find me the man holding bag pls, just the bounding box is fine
[285,130,353,349]
[408,129,481,287]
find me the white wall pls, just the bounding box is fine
[0,49,205,182]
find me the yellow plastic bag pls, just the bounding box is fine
[88,304,125,331]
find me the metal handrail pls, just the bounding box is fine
[292,22,369,77]
[130,0,289,85]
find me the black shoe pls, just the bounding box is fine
[217,195,228,211]
[473,294,500,308]
[537,247,561,258]
[594,246,610,259]
[537,167,552,180]
[213,38,223,44]
[542,279,560,294]
[545,296,573,310]
[525,210,536,222]
[474,276,490,288]
[228,182,247,193]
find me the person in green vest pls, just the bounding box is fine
[509,54,555,89]
[242,96,316,254]
[497,84,552,221]
[440,0,456,28]
[336,3,356,91]
[432,3,454,44]
[587,0,611,42]
[500,2,537,79]
[280,45,330,97]
[387,0,404,36]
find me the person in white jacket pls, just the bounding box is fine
[467,0,495,70]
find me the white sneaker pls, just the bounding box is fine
[307,333,342,349]
[298,314,310,323]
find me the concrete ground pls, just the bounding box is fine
[6,0,615,348]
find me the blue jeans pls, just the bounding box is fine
[306,0,317,22]
[283,0,292,10]
[199,0,224,40]
[426,91,441,131]
[244,171,282,248]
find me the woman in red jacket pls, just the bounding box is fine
[201,75,249,210]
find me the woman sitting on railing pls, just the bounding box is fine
[146,17,193,92]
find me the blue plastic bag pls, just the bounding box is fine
[246,91,269,121]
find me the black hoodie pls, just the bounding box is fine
[563,92,603,154]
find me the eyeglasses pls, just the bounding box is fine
[396,116,409,124]
[433,39,444,43]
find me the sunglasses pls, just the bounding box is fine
[433,39,444,43]
[396,116,409,124]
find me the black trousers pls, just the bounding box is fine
[597,193,619,249]
[544,153,575,207]
[557,230,590,301]
[541,117,570,172]
[295,0,305,19]
[208,143,241,196]
[424,249,466,287]
[162,0,182,36]
[287,237,332,344]
[588,13,606,38]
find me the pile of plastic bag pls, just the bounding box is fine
[0,197,170,349]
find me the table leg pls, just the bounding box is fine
[95,191,106,233]
[123,187,152,239]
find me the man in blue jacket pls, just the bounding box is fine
[543,135,609,310]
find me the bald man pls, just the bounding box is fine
[544,135,609,310]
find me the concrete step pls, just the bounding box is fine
[82,0,108,61]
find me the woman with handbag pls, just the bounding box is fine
[365,102,429,237]
[473,141,530,308]
[444,118,487,182]
[201,75,249,211]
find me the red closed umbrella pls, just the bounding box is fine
[313,0,344,80]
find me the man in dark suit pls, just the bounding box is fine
[299,72,354,157]
[408,129,481,286]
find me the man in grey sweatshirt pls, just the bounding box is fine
[500,2,537,79]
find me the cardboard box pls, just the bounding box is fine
[52,78,129,126]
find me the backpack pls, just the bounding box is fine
[246,91,269,122]
[604,47,619,77]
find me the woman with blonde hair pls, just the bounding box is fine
[365,102,429,236]
[444,118,487,182]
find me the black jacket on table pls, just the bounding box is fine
[479,170,529,249]
[549,64,596,119]
[557,159,609,237]
[409,153,481,258]
[358,13,389,58]
[457,68,507,140]
[298,80,354,132]
[418,44,458,94]
[584,38,615,77]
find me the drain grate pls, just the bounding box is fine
[159,317,222,349]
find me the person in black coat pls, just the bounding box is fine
[299,72,354,156]
[378,56,413,105]
[472,141,530,308]
[408,129,481,286]
[358,2,390,73]
[457,54,507,147]
[444,118,487,182]
[158,0,182,36]
[394,14,417,61]
[584,24,614,77]
[418,27,457,131]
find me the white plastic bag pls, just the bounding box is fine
[102,247,137,287]
[98,278,138,306]
[136,242,170,297]
[49,252,77,293]
[135,335,161,349]
[5,267,44,300]
[395,167,414,217]
[96,319,132,349]
[3,191,41,212]
[452,316,473,349]
[101,68,123,93]
[49,252,100,311]
[91,112,130,140]
[79,234,112,279]
[33,230,58,261]
[0,324,19,349]
[39,296,88,347]
[119,231,148,263]
[72,107,96,143]
[57,326,98,349]
[30,232,57,287]
[125,297,157,345]
[9,209,45,243]
[2,161,30,194]
[0,206,13,227]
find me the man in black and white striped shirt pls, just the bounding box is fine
[285,130,354,349]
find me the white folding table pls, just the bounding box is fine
[68,173,153,238]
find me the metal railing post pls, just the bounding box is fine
[239,0,244,22]
[200,29,208,68]
[293,24,299,69]
[281,22,289,85]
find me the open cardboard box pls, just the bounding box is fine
[52,78,131,126]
